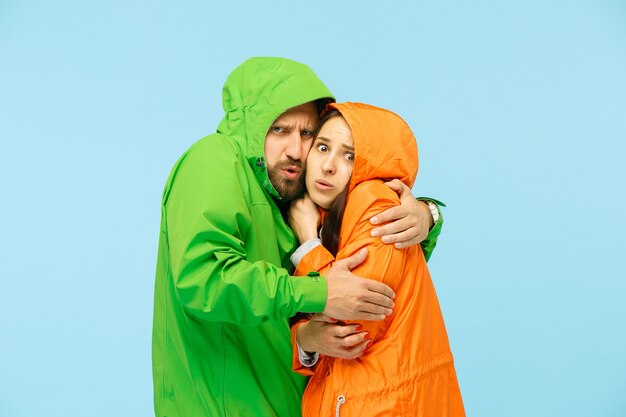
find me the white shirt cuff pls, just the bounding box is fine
[290,238,322,268]
[297,342,320,367]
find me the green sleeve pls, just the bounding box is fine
[416,197,446,262]
[163,140,327,325]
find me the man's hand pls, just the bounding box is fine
[288,193,320,244]
[369,179,433,249]
[296,314,370,360]
[323,249,395,321]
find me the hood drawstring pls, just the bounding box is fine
[335,395,346,417]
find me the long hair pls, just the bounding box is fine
[289,109,350,328]
[314,109,351,257]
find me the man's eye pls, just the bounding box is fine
[301,130,314,138]
[272,126,284,133]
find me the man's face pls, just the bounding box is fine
[264,102,319,200]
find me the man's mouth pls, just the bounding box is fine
[281,166,302,180]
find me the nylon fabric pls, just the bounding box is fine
[292,103,465,416]
[152,57,334,417]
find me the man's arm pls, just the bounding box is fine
[292,181,423,360]
[164,140,326,325]
[369,179,444,260]
[164,139,394,325]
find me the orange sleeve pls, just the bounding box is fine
[290,319,317,376]
[294,244,336,277]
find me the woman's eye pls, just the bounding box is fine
[317,144,328,152]
[345,152,355,161]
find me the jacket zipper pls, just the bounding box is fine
[335,395,345,417]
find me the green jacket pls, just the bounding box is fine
[152,57,444,417]
[153,58,334,417]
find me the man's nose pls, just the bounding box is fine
[284,132,303,161]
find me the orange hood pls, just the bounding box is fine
[326,102,418,193]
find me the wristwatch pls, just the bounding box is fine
[426,201,440,223]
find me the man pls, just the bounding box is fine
[152,57,443,416]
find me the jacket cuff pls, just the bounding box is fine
[290,273,327,314]
[290,238,323,268]
[291,320,316,376]
[294,245,335,277]
[416,197,444,262]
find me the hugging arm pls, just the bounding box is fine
[371,179,444,259]
[164,142,327,325]
[291,181,422,372]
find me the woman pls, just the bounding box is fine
[289,102,465,416]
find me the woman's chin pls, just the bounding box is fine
[309,192,331,209]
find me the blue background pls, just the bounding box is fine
[1,1,625,416]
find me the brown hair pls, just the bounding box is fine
[314,109,351,257]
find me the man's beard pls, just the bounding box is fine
[267,159,306,201]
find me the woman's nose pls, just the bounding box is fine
[322,157,336,174]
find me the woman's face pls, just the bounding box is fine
[305,115,355,209]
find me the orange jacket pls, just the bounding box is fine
[292,102,465,417]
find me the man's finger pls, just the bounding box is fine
[365,280,395,300]
[370,205,402,225]
[394,236,422,249]
[311,313,338,323]
[380,228,421,245]
[335,248,368,270]
[383,179,403,193]
[359,303,393,317]
[350,312,387,321]
[362,292,395,310]
[371,217,413,238]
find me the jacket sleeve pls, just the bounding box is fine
[416,197,446,261]
[291,320,317,376]
[295,181,425,341]
[163,139,327,325]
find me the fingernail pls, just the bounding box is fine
[381,236,390,243]
[386,309,393,315]
[356,325,363,331]
[364,333,370,340]
[370,216,379,224]
[379,314,386,320]
[370,230,379,237]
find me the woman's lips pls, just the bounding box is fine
[314,179,334,191]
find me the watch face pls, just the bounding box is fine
[427,202,439,222]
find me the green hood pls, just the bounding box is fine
[217,57,334,200]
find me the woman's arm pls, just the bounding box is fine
[294,180,423,354]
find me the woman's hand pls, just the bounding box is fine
[288,193,321,244]
[296,314,371,360]
[369,179,434,249]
